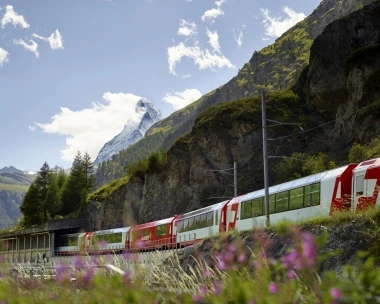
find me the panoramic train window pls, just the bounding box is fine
[178,220,184,232]
[305,183,321,206]
[178,211,215,233]
[207,212,213,226]
[289,187,304,210]
[67,236,78,246]
[92,233,122,245]
[241,200,252,220]
[276,191,289,212]
[269,194,276,213]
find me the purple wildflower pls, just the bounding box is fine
[287,270,296,279]
[237,253,246,263]
[212,279,222,295]
[268,282,278,294]
[301,232,317,267]
[73,255,85,269]
[204,268,211,278]
[330,288,342,299]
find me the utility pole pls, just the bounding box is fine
[261,90,270,227]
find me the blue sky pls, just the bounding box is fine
[0,0,320,171]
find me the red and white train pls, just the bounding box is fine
[55,158,380,255]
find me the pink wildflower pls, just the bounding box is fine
[330,288,342,299]
[268,282,278,294]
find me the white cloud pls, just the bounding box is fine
[177,19,197,37]
[0,48,9,66]
[29,125,36,131]
[206,28,220,53]
[186,0,192,2]
[201,0,225,23]
[35,92,148,163]
[260,6,306,38]
[1,5,30,28]
[14,39,39,58]
[32,29,64,50]
[167,42,234,75]
[233,24,245,47]
[163,89,202,110]
[182,74,192,78]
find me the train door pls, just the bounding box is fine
[352,171,365,212]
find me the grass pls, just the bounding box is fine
[3,209,380,302]
[0,183,29,193]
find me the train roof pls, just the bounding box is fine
[179,200,229,220]
[92,227,131,235]
[353,158,380,173]
[228,165,350,204]
[131,216,177,230]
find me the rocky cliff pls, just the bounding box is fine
[87,1,380,229]
[96,0,375,186]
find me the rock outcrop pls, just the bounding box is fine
[87,1,380,230]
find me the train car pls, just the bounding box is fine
[176,200,229,248]
[55,232,86,255]
[226,164,359,231]
[88,227,131,253]
[352,158,380,211]
[130,216,179,251]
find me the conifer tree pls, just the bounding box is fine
[83,151,96,192]
[20,182,44,226]
[44,172,61,218]
[60,151,85,215]
[34,162,51,221]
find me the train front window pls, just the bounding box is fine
[356,175,364,195]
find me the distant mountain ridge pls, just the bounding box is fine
[0,167,35,229]
[94,98,162,165]
[0,166,24,175]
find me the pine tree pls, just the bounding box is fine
[44,172,61,218]
[60,151,85,215]
[20,182,44,226]
[83,152,96,192]
[34,162,51,221]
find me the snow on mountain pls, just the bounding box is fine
[94,98,162,165]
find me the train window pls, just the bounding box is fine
[356,175,364,195]
[188,217,194,230]
[252,197,264,216]
[215,210,218,226]
[241,200,252,219]
[207,212,213,226]
[178,220,184,233]
[183,219,189,232]
[276,191,289,212]
[68,237,78,246]
[269,194,276,214]
[194,215,200,229]
[160,225,167,236]
[200,213,207,228]
[305,183,321,206]
[93,233,122,245]
[289,187,304,210]
[144,229,149,236]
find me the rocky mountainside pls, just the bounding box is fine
[0,169,35,229]
[86,1,380,230]
[94,98,162,166]
[96,0,375,186]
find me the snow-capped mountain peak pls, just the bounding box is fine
[94,98,162,165]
